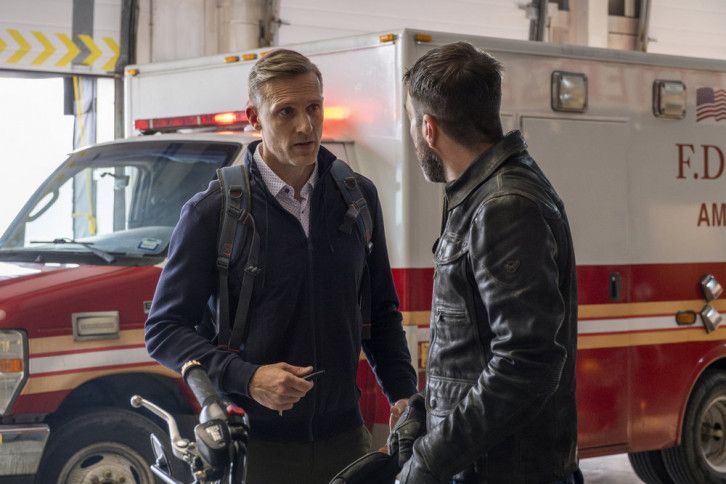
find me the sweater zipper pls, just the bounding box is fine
[307,234,317,441]
[306,168,331,442]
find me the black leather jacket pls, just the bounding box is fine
[412,131,578,483]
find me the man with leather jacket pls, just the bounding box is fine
[391,42,581,483]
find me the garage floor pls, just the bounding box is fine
[581,454,642,483]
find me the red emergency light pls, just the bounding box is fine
[324,106,350,121]
[134,111,248,134]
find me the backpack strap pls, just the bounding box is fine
[330,159,374,339]
[215,165,256,350]
[330,159,373,253]
[228,215,261,350]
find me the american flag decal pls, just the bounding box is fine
[696,87,726,122]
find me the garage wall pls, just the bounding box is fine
[133,0,726,64]
[135,0,261,64]
[276,0,530,45]
[647,0,726,60]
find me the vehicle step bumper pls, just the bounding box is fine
[0,424,49,475]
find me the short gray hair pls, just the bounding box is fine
[248,49,323,106]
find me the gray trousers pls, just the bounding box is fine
[244,425,372,484]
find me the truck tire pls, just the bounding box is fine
[662,371,726,484]
[628,450,675,484]
[36,407,179,484]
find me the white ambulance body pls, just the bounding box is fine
[124,29,726,479]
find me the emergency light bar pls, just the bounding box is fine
[134,111,248,134]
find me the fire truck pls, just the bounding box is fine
[1,29,725,483]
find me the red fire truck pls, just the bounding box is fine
[1,30,725,483]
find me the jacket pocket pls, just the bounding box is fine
[434,232,469,265]
[425,375,475,432]
[433,307,470,340]
[428,309,484,382]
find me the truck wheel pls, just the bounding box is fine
[662,371,726,484]
[37,407,177,484]
[628,450,675,483]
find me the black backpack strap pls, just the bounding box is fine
[330,159,374,339]
[330,159,373,252]
[228,216,261,350]
[215,165,253,349]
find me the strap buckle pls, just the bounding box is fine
[216,256,230,270]
[227,205,244,219]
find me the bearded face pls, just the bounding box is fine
[406,95,447,183]
[412,119,446,183]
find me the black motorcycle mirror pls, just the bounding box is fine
[150,433,172,476]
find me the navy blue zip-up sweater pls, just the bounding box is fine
[145,141,417,441]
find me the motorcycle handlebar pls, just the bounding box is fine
[181,360,222,410]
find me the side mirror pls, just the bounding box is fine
[150,433,171,474]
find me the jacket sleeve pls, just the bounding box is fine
[144,191,259,398]
[360,179,418,404]
[413,194,568,478]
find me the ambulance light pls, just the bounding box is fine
[134,119,150,131]
[701,274,722,302]
[126,68,139,76]
[675,310,697,326]
[224,55,240,63]
[134,111,248,133]
[653,80,686,119]
[415,33,433,42]
[242,53,258,61]
[213,112,244,125]
[324,106,350,121]
[551,71,587,113]
[379,33,396,43]
[701,305,722,333]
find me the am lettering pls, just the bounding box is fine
[698,203,726,227]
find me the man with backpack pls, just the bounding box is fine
[145,49,417,484]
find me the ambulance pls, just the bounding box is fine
[1,29,725,483]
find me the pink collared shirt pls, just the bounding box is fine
[253,145,318,237]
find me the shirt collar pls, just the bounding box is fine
[444,130,528,211]
[253,144,318,198]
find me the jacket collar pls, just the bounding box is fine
[444,130,527,211]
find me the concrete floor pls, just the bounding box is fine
[581,454,643,483]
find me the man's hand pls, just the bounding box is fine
[249,363,313,411]
[387,393,426,467]
[389,398,408,429]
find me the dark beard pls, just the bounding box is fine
[415,135,446,183]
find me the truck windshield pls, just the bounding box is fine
[0,140,240,263]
